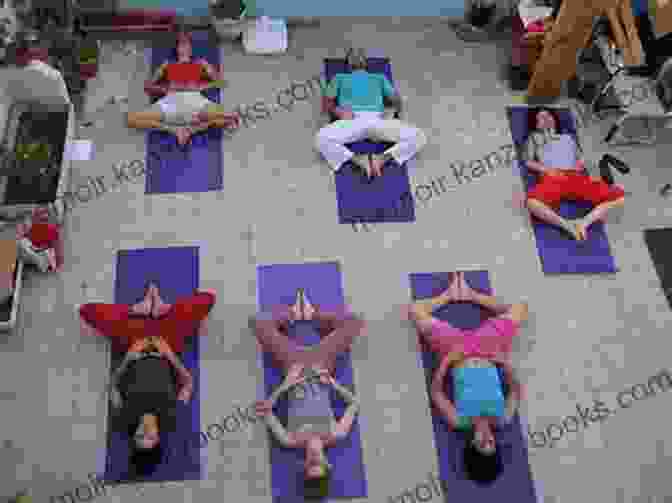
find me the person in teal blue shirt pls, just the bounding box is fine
[316,49,427,179]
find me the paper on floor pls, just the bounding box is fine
[64,140,94,161]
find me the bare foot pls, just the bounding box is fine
[458,272,479,303]
[175,127,191,145]
[301,290,316,320]
[151,288,172,318]
[289,291,303,322]
[441,272,462,302]
[566,220,588,241]
[371,155,385,178]
[574,220,588,241]
[130,297,151,317]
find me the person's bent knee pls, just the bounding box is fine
[506,302,529,325]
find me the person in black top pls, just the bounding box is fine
[79,282,216,478]
[111,334,194,478]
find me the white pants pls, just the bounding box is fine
[150,92,214,126]
[315,111,427,172]
[17,238,50,273]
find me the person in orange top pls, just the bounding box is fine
[127,30,239,145]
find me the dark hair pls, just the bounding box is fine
[126,414,163,478]
[463,430,503,486]
[129,442,164,479]
[528,107,561,133]
[304,467,331,500]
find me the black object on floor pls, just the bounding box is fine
[604,123,620,143]
[510,65,530,91]
[603,153,630,174]
[660,183,672,196]
[599,154,614,185]
[644,228,672,310]
[5,108,68,205]
[467,4,495,27]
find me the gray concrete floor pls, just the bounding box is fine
[2,17,672,503]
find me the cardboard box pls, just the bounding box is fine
[0,240,17,275]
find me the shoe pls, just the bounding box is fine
[603,153,630,174]
[599,154,614,185]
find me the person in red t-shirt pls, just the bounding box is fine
[127,30,239,145]
[16,208,61,273]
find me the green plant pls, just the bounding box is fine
[15,141,51,162]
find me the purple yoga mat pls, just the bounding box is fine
[146,31,223,194]
[256,261,368,502]
[103,247,202,484]
[408,270,537,501]
[323,58,415,225]
[506,106,617,274]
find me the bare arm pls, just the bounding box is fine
[150,63,168,84]
[384,93,403,116]
[196,59,217,81]
[410,290,452,321]
[262,383,299,447]
[524,132,548,174]
[264,411,298,447]
[489,357,522,422]
[109,351,138,406]
[331,380,360,440]
[430,355,459,428]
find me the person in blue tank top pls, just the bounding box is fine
[253,289,364,500]
[316,49,427,179]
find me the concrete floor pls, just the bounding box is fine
[2,17,672,503]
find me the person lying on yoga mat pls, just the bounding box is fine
[316,48,427,179]
[409,272,527,486]
[253,289,364,499]
[127,30,240,146]
[80,282,214,477]
[78,282,215,477]
[524,108,625,241]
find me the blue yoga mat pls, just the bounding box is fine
[256,261,368,502]
[146,31,223,195]
[506,106,618,274]
[408,270,538,501]
[103,246,202,484]
[323,57,415,225]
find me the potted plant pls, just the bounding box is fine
[211,0,247,40]
[14,141,52,179]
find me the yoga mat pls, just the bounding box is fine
[506,106,618,274]
[256,261,368,502]
[408,270,537,501]
[323,57,415,225]
[103,246,202,484]
[146,31,223,195]
[644,228,672,309]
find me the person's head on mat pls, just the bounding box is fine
[463,421,503,486]
[175,30,193,63]
[303,437,333,498]
[530,107,560,132]
[346,48,368,70]
[129,413,163,477]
